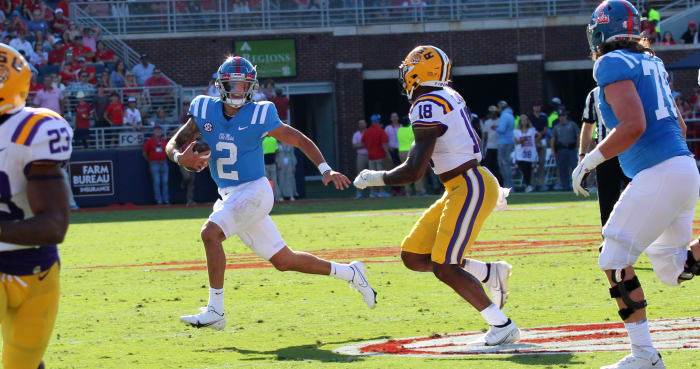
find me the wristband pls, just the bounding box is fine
[318,162,332,175]
[174,152,182,164]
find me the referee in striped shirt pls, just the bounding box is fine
[579,87,631,227]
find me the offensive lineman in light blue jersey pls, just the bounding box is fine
[573,2,700,368]
[166,56,377,331]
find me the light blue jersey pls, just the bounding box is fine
[189,95,282,188]
[594,49,692,178]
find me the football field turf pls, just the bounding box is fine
[38,193,700,368]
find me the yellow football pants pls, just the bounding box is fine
[0,262,60,369]
[401,166,498,264]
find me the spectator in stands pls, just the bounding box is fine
[10,30,32,56]
[527,101,548,190]
[277,141,298,201]
[28,72,42,93]
[110,60,126,88]
[28,42,46,66]
[659,31,676,46]
[514,114,538,193]
[32,30,51,52]
[132,53,155,85]
[77,57,96,83]
[481,105,501,184]
[233,0,250,13]
[144,68,172,106]
[48,39,64,64]
[73,91,92,148]
[551,110,579,191]
[39,2,53,24]
[385,112,401,166]
[123,71,141,98]
[682,21,698,44]
[352,118,368,198]
[178,100,190,124]
[7,11,27,35]
[34,75,63,114]
[81,26,99,53]
[1,0,18,18]
[66,22,80,42]
[496,100,515,189]
[262,136,283,201]
[397,116,426,196]
[93,86,110,127]
[58,62,74,85]
[151,108,171,126]
[270,88,289,122]
[104,92,124,127]
[98,71,111,88]
[261,79,275,100]
[21,0,38,20]
[66,70,96,99]
[204,73,218,97]
[362,114,390,197]
[124,97,143,130]
[69,35,93,61]
[143,125,170,205]
[51,8,68,34]
[94,40,116,63]
[26,8,48,36]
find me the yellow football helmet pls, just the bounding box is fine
[399,45,451,100]
[0,43,30,115]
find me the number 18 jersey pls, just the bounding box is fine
[189,95,282,189]
[408,87,482,174]
[594,49,691,178]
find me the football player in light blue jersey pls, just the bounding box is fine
[573,2,700,368]
[166,56,377,331]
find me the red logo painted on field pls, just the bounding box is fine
[334,318,700,356]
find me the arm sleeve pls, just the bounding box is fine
[409,100,446,129]
[22,117,74,172]
[593,53,638,87]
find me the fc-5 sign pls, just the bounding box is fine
[69,161,114,197]
[235,39,296,78]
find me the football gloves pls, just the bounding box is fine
[353,169,386,189]
[572,148,606,197]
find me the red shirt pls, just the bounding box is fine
[105,102,124,126]
[143,136,167,162]
[361,124,389,160]
[51,16,69,34]
[79,65,97,84]
[48,48,64,64]
[59,70,74,84]
[95,49,115,62]
[75,103,92,129]
[68,44,93,61]
[29,81,43,92]
[270,96,289,121]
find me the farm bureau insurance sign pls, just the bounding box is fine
[234,40,296,78]
[69,161,114,197]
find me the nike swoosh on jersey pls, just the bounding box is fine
[38,270,50,281]
[238,126,248,131]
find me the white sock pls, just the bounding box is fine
[479,303,508,326]
[208,287,224,314]
[463,259,489,282]
[625,319,656,358]
[329,262,355,281]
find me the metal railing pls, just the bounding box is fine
[70,0,689,35]
[70,124,181,150]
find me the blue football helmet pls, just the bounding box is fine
[215,56,259,108]
[587,0,642,55]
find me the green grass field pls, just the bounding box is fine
[40,193,700,368]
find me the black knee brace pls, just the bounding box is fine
[679,250,700,281]
[609,269,647,320]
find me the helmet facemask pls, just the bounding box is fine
[215,75,258,108]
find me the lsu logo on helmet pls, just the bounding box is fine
[399,45,451,100]
[0,43,31,115]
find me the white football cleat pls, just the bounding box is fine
[349,261,377,309]
[601,352,665,369]
[179,305,226,330]
[485,261,512,309]
[484,319,520,346]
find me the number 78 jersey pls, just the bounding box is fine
[0,107,73,251]
[594,49,691,178]
[408,87,482,174]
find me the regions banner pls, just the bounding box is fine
[234,39,296,78]
[69,161,114,197]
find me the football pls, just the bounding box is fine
[193,138,211,159]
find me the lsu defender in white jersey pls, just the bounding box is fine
[0,107,73,252]
[408,86,482,174]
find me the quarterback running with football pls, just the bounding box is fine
[0,44,73,369]
[168,56,377,330]
[354,45,519,345]
[573,1,700,368]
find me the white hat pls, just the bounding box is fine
[127,97,136,102]
[76,91,85,98]
[55,8,63,13]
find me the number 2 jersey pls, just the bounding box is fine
[0,107,73,275]
[408,87,482,174]
[594,49,691,178]
[189,95,282,189]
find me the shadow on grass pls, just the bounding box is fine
[426,352,581,366]
[70,193,594,224]
[196,337,390,363]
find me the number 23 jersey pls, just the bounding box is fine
[189,95,282,189]
[0,107,73,252]
[594,49,691,178]
[408,87,482,174]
